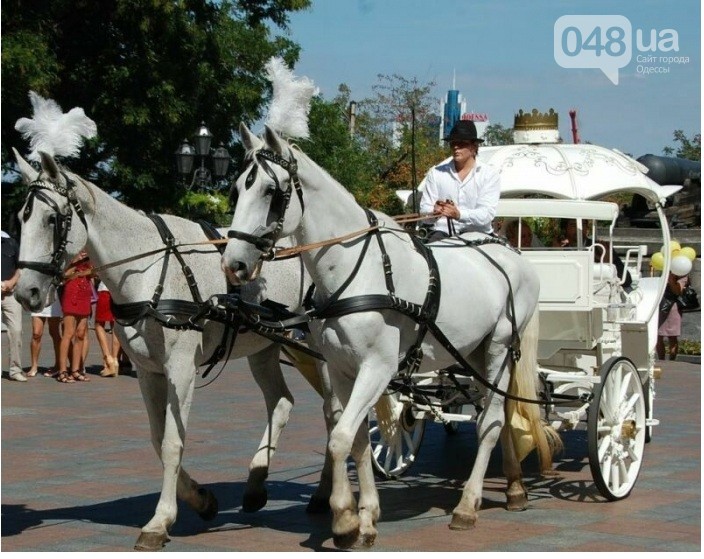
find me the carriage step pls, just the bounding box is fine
[434,412,474,424]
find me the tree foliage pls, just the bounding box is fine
[2,0,310,229]
[483,123,514,146]
[663,130,701,161]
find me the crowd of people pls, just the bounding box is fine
[2,231,130,383]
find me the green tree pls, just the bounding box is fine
[298,87,375,201]
[483,123,514,146]
[663,130,701,160]
[350,74,447,214]
[2,0,310,230]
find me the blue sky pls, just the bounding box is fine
[287,0,701,157]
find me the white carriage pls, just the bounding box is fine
[371,141,681,501]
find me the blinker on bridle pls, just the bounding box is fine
[18,171,87,286]
[227,149,304,259]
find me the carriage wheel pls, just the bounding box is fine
[587,357,646,500]
[442,403,463,435]
[368,394,425,480]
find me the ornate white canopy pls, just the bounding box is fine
[476,143,680,203]
[400,143,681,206]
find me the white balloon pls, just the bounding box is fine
[671,255,693,277]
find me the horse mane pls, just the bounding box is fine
[288,143,359,205]
[56,164,97,212]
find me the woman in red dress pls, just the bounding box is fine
[57,250,93,383]
[94,279,121,377]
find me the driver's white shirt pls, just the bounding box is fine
[419,161,500,235]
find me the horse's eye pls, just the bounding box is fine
[265,185,276,197]
[245,166,258,189]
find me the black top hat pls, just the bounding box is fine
[443,120,484,143]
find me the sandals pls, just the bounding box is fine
[43,368,58,378]
[56,371,75,384]
[70,370,90,382]
[26,369,38,378]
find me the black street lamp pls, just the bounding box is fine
[175,122,231,190]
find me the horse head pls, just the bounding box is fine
[222,123,305,285]
[13,149,89,312]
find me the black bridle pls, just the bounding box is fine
[17,172,87,286]
[227,149,304,260]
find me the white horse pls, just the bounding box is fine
[11,149,335,550]
[221,124,560,549]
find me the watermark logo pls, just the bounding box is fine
[554,15,683,85]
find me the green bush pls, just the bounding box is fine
[679,339,701,355]
[177,191,231,226]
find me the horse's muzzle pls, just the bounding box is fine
[13,286,45,313]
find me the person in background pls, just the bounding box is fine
[57,250,93,383]
[28,297,63,378]
[504,219,544,248]
[94,279,121,377]
[420,120,500,242]
[1,230,26,382]
[553,219,632,290]
[657,271,688,361]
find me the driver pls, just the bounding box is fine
[419,120,501,242]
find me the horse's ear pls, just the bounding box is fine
[38,151,61,181]
[263,125,287,155]
[12,147,39,184]
[239,122,263,152]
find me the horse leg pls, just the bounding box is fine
[135,361,215,550]
[307,361,339,514]
[242,344,294,512]
[500,424,528,511]
[326,376,360,549]
[328,361,389,549]
[450,345,510,530]
[350,419,380,547]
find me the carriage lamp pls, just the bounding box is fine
[175,122,231,191]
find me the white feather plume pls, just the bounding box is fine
[264,57,319,139]
[14,91,97,162]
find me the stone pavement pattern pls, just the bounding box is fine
[1,318,701,552]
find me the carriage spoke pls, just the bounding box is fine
[597,433,612,462]
[610,461,620,492]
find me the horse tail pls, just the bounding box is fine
[373,392,399,442]
[506,307,562,473]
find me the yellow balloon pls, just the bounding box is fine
[651,251,664,271]
[661,240,681,255]
[672,248,682,258]
[680,246,697,261]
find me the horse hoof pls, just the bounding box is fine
[134,531,169,551]
[333,528,360,550]
[306,495,331,514]
[506,493,528,512]
[449,511,477,530]
[197,487,219,521]
[242,489,268,513]
[356,530,377,548]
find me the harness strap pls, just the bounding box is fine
[366,209,396,295]
[112,215,208,329]
[198,220,227,254]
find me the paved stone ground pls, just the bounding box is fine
[1,314,700,552]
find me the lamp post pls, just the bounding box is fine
[174,122,231,190]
